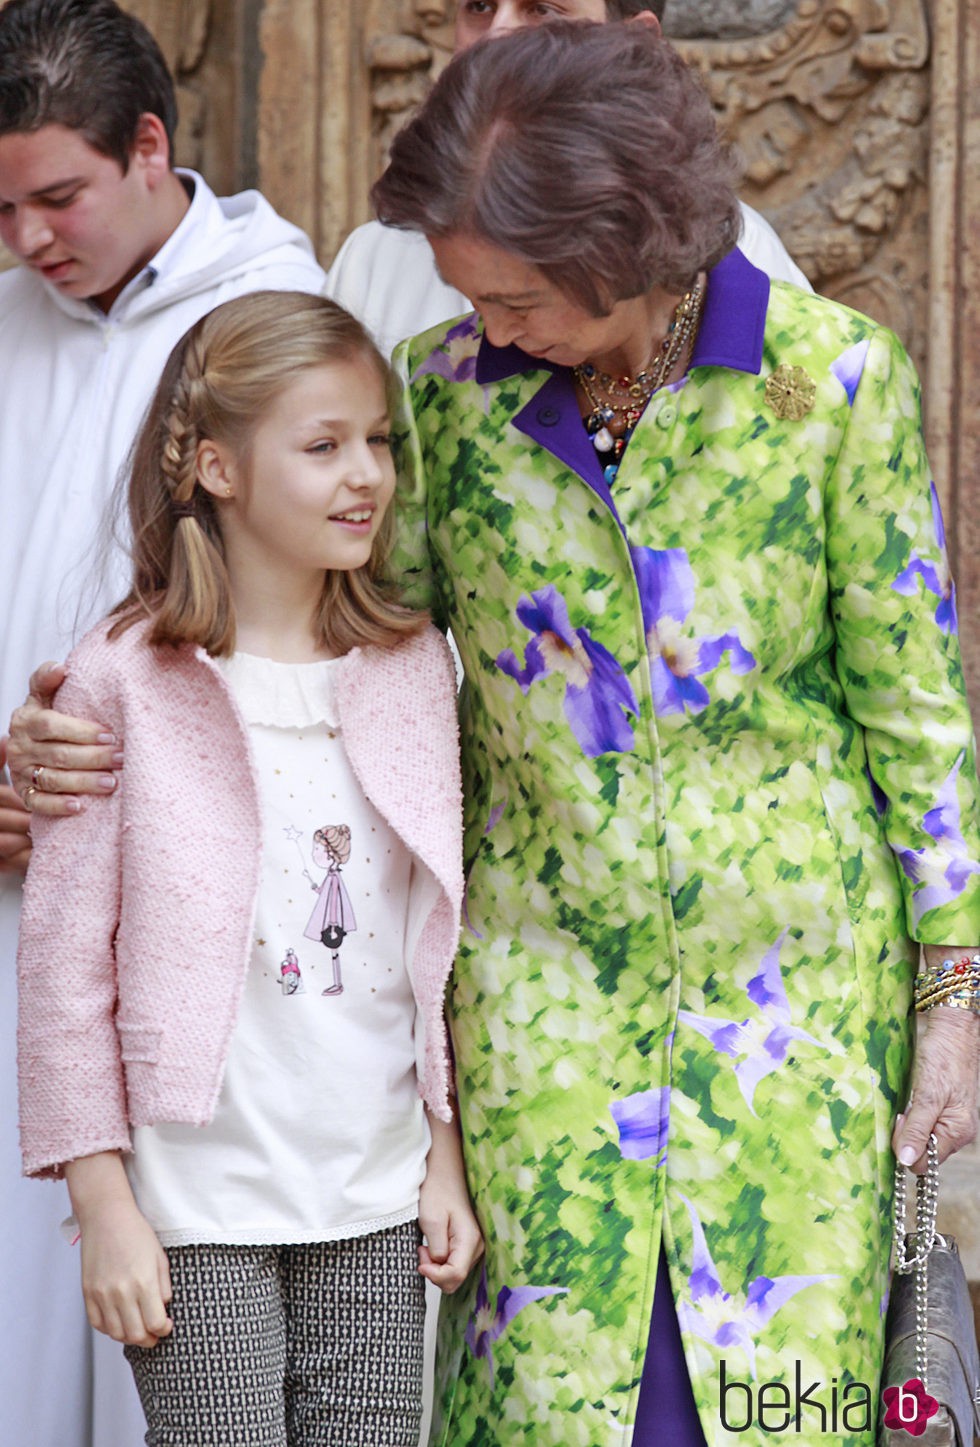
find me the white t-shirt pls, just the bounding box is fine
[126,653,428,1246]
[325,205,811,360]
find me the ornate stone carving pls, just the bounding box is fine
[365,0,930,361]
[412,0,455,61]
[368,28,434,160]
[669,0,931,359]
[125,1,215,171]
[366,0,454,168]
[666,0,801,39]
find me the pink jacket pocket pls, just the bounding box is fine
[118,1024,162,1064]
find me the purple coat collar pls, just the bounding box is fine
[474,247,769,386]
[467,247,770,516]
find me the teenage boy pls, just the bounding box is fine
[0,3,324,1443]
[327,0,810,356]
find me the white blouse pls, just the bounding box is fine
[126,652,429,1246]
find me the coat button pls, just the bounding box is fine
[537,406,560,426]
[656,403,677,428]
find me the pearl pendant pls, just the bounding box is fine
[592,426,614,452]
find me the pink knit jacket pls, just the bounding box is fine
[17,620,464,1179]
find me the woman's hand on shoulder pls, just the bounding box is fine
[418,1109,484,1294]
[8,661,121,818]
[65,1152,173,1349]
[0,739,31,875]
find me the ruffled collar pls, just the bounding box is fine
[216,651,343,729]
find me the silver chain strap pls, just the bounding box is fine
[892,1133,939,1387]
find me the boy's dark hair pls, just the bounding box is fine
[607,1,667,17]
[0,0,178,170]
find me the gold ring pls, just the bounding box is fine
[32,765,45,790]
[23,786,37,810]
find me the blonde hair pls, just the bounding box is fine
[110,290,425,656]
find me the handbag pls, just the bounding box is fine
[879,1135,980,1446]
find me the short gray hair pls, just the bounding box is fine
[373,21,740,313]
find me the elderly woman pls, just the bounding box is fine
[368,20,980,1447]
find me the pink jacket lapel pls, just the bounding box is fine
[336,631,464,917]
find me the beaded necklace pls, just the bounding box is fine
[574,275,706,485]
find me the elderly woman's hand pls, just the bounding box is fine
[0,740,32,876]
[8,662,121,819]
[893,945,980,1171]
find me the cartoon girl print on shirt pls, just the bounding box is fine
[303,824,356,997]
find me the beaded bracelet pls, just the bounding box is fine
[913,954,980,1014]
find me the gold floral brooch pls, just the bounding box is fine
[765,364,816,421]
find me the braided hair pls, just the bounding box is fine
[110,290,425,656]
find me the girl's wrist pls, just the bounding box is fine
[64,1150,134,1220]
[423,1111,471,1193]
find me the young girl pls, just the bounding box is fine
[16,291,483,1447]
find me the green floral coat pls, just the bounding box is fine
[390,251,980,1446]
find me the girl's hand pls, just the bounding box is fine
[418,1186,485,1295]
[79,1197,174,1348]
[65,1153,173,1348]
[419,1110,484,1295]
